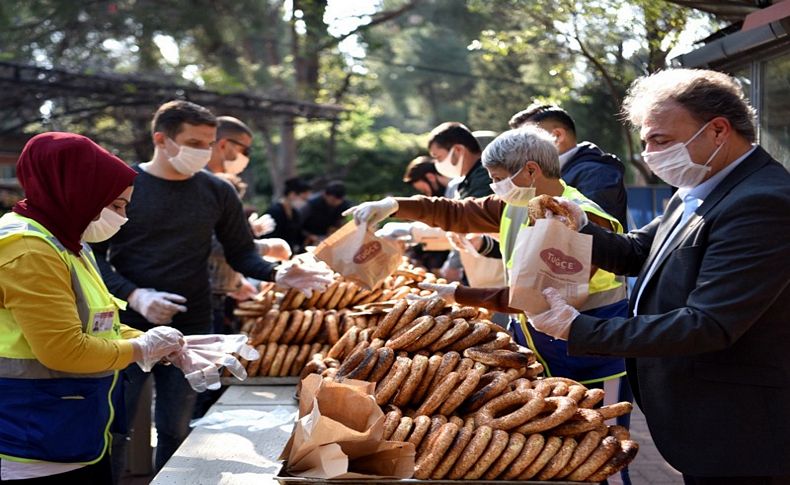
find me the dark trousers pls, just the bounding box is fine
[110,362,196,478]
[684,475,790,485]
[0,454,111,483]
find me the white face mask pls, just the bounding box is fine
[489,167,536,207]
[641,121,725,188]
[224,153,250,176]
[165,138,212,176]
[83,207,128,243]
[435,147,464,178]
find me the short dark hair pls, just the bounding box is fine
[403,156,439,183]
[151,100,217,139]
[428,122,481,154]
[324,180,346,198]
[284,177,311,195]
[508,104,576,135]
[216,116,253,141]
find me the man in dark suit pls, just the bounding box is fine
[530,68,790,484]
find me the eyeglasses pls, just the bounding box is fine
[226,138,251,156]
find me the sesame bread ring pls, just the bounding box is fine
[585,439,639,483]
[524,361,545,379]
[528,194,576,230]
[501,433,545,480]
[428,319,471,352]
[372,299,409,340]
[411,353,444,404]
[280,288,299,310]
[566,435,620,481]
[289,290,307,310]
[439,364,483,415]
[483,431,527,479]
[464,429,510,479]
[598,401,634,420]
[415,371,461,417]
[392,354,429,407]
[407,415,432,450]
[250,309,279,346]
[315,281,339,308]
[430,418,475,479]
[367,346,396,383]
[550,408,605,437]
[465,370,512,413]
[426,351,461,395]
[555,427,608,479]
[268,344,289,376]
[245,344,266,377]
[424,296,447,316]
[414,422,459,480]
[258,342,280,376]
[326,282,347,310]
[290,343,313,376]
[344,347,378,381]
[305,287,323,308]
[446,322,492,352]
[474,331,512,352]
[417,415,449,457]
[515,396,578,435]
[404,315,454,352]
[374,356,411,406]
[382,407,403,440]
[386,315,435,350]
[292,309,314,344]
[390,416,414,442]
[302,309,324,344]
[447,425,493,479]
[337,282,359,309]
[279,310,303,344]
[279,345,300,376]
[449,306,479,320]
[608,425,631,441]
[518,435,564,480]
[536,436,578,480]
[578,388,606,408]
[464,347,534,369]
[392,299,429,335]
[324,311,340,344]
[267,310,290,343]
[476,388,545,430]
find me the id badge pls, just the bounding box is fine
[91,310,115,333]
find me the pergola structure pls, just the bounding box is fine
[0,61,343,136]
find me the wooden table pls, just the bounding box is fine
[151,385,297,485]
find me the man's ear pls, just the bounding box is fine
[152,132,167,149]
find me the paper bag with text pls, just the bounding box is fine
[314,221,403,290]
[279,374,415,479]
[508,218,592,315]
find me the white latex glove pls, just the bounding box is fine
[254,238,292,261]
[375,222,413,240]
[408,281,459,304]
[227,278,258,301]
[546,197,588,231]
[131,326,185,372]
[127,288,187,325]
[169,334,260,392]
[342,197,398,228]
[274,260,335,298]
[528,288,580,340]
[248,212,276,237]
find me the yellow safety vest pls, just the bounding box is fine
[499,182,627,384]
[0,212,124,464]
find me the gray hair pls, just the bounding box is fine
[482,126,560,178]
[623,68,757,142]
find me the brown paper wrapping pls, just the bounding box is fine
[314,221,403,290]
[280,374,415,479]
[508,218,592,314]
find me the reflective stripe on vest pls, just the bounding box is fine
[499,181,627,311]
[0,212,120,464]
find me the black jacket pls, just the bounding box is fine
[562,142,627,228]
[570,146,790,476]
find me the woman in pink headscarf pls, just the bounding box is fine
[0,133,184,482]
